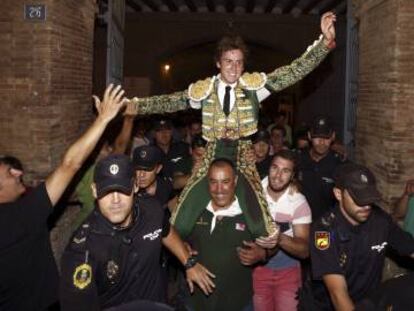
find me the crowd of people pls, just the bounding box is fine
[1,10,414,311]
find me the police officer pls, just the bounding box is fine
[296,116,345,221]
[60,154,215,311]
[151,117,190,180]
[171,134,207,193]
[309,163,414,311]
[133,145,173,206]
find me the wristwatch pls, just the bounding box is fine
[184,255,198,270]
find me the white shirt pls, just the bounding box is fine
[189,75,271,110]
[206,197,242,234]
[262,177,312,237]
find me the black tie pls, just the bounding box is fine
[223,86,231,116]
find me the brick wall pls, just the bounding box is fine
[0,0,96,182]
[353,0,414,209]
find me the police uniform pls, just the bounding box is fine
[297,148,345,221]
[308,163,414,310]
[60,154,172,311]
[297,116,346,222]
[157,141,190,180]
[310,206,414,309]
[355,273,414,310]
[137,175,173,207]
[133,145,174,207]
[60,197,171,311]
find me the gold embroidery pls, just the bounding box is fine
[239,72,267,90]
[188,77,215,101]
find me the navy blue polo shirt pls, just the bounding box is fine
[310,206,414,308]
[297,149,345,221]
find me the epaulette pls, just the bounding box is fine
[70,223,91,251]
[239,72,267,90]
[188,76,215,101]
[320,212,336,228]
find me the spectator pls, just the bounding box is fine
[183,118,203,145]
[392,179,414,237]
[130,117,150,154]
[267,111,293,146]
[185,158,266,311]
[254,150,311,311]
[251,129,272,180]
[0,155,27,190]
[0,84,126,310]
[269,125,288,155]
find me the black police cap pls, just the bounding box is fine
[94,154,135,199]
[310,116,333,138]
[132,145,163,171]
[334,163,381,206]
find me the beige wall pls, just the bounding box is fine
[353,0,414,209]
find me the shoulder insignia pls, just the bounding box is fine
[188,76,215,101]
[73,236,86,244]
[72,223,90,245]
[315,231,330,250]
[239,72,267,90]
[339,252,347,267]
[73,263,92,290]
[321,212,335,227]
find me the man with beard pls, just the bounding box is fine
[297,116,345,222]
[309,163,414,311]
[253,150,312,311]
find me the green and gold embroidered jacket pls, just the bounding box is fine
[131,37,330,140]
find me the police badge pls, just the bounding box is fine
[73,263,92,290]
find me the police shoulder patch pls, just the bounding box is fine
[315,231,330,250]
[73,263,92,290]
